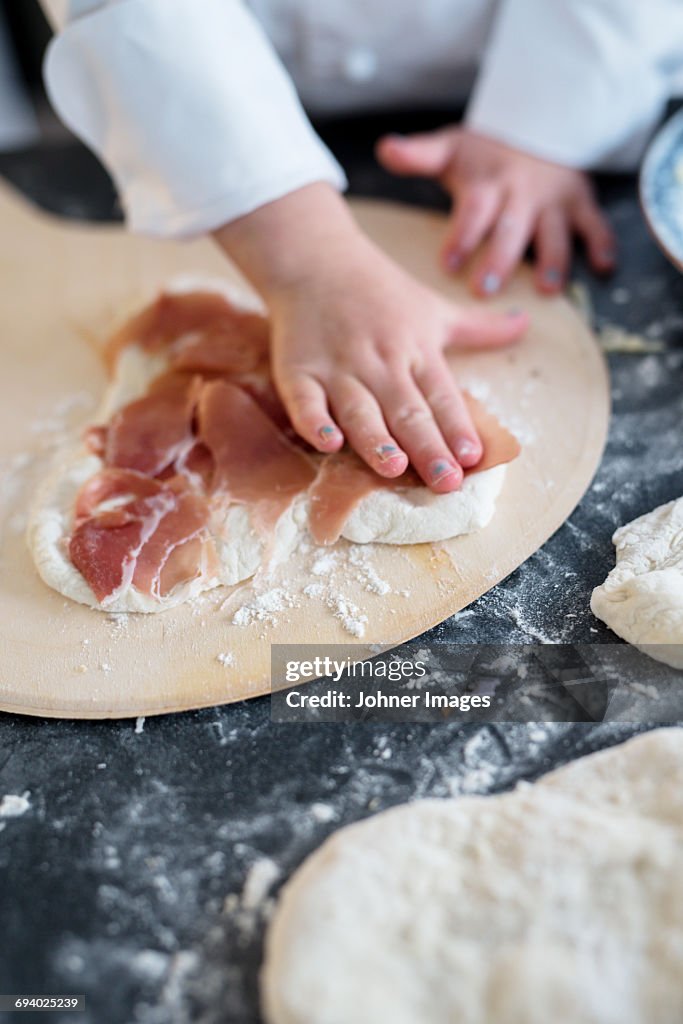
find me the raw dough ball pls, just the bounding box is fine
[591,497,683,668]
[261,729,683,1024]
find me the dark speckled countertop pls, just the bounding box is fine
[1,110,683,1024]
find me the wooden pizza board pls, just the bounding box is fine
[0,183,609,718]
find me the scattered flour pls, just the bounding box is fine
[135,716,145,734]
[348,546,391,595]
[232,588,297,627]
[310,803,336,824]
[223,857,281,943]
[228,542,394,639]
[216,652,235,667]
[311,553,337,576]
[242,857,281,912]
[0,791,31,818]
[326,594,368,639]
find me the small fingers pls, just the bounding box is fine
[442,184,501,272]
[328,375,409,478]
[445,305,529,350]
[377,376,464,493]
[277,372,344,452]
[469,201,535,297]
[375,127,458,178]
[414,356,482,468]
[572,197,616,274]
[534,207,571,294]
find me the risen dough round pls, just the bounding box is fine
[261,729,683,1024]
[591,497,683,668]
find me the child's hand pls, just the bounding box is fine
[376,126,616,296]
[214,184,527,493]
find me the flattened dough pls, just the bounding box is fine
[261,729,683,1024]
[342,465,506,544]
[591,497,683,668]
[26,278,515,612]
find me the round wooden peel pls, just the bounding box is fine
[0,184,609,719]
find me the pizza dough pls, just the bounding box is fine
[25,278,515,612]
[341,464,506,544]
[591,497,683,668]
[261,729,683,1024]
[26,339,307,612]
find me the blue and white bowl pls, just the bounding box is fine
[640,107,683,272]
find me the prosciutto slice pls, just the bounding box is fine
[197,380,316,533]
[70,470,211,602]
[105,290,269,369]
[170,322,269,377]
[308,453,385,548]
[70,490,176,603]
[308,392,521,545]
[75,467,167,521]
[105,371,204,477]
[129,490,210,598]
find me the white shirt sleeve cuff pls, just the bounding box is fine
[466,0,673,171]
[43,0,347,238]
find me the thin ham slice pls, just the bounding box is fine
[130,490,210,598]
[170,322,269,377]
[157,535,213,597]
[69,490,176,603]
[105,291,269,370]
[70,471,211,602]
[308,392,521,545]
[197,380,316,533]
[307,453,384,548]
[168,325,296,439]
[105,371,204,477]
[75,468,166,521]
[463,394,521,472]
[174,440,215,490]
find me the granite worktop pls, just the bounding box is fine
[1,111,682,1024]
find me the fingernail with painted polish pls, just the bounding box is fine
[429,458,459,482]
[455,440,479,463]
[376,443,403,463]
[481,272,501,294]
[319,424,337,441]
[542,268,562,285]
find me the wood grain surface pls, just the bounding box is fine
[0,184,609,718]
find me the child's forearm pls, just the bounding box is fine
[212,183,361,300]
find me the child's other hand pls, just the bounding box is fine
[214,184,528,493]
[376,127,616,296]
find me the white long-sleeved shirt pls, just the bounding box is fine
[40,0,683,238]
